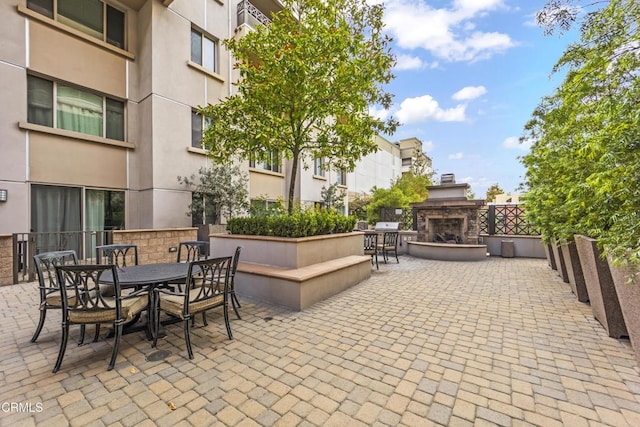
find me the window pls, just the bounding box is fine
[191,28,217,73]
[314,157,325,177]
[249,199,283,216]
[27,75,125,140]
[402,158,412,166]
[27,76,53,127]
[191,110,211,148]
[336,168,346,186]
[250,151,281,173]
[86,189,125,231]
[31,185,124,255]
[27,0,126,49]
[191,192,219,225]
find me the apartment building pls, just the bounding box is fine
[0,0,430,236]
[348,135,432,198]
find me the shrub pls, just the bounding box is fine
[227,209,356,237]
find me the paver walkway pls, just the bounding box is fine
[1,256,639,426]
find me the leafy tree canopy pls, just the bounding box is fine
[200,0,397,213]
[485,183,504,203]
[366,172,432,224]
[178,164,249,224]
[522,0,640,263]
[320,183,346,212]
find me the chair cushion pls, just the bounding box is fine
[44,292,77,308]
[159,292,224,319]
[68,295,147,324]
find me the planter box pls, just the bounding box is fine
[210,232,371,310]
[574,235,626,338]
[544,243,557,270]
[609,259,640,366]
[210,232,364,268]
[551,239,569,283]
[560,237,589,302]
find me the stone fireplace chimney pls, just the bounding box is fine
[411,175,485,244]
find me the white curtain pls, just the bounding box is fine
[57,85,103,137]
[86,190,105,260]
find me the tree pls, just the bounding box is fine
[178,164,249,224]
[485,184,504,203]
[409,147,432,177]
[536,0,609,35]
[348,192,370,220]
[366,172,432,224]
[200,0,397,213]
[522,0,640,263]
[320,183,346,213]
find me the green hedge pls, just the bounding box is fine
[227,210,357,238]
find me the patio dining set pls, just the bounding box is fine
[363,230,400,270]
[30,241,242,373]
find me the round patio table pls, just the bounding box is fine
[100,263,193,339]
[100,262,191,288]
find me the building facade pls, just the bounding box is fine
[0,0,430,236]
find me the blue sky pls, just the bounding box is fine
[370,0,578,197]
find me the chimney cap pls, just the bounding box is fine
[440,173,455,185]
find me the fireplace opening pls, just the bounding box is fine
[428,218,464,244]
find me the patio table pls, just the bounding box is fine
[100,263,193,339]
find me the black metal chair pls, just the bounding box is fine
[176,241,210,263]
[153,256,233,359]
[52,264,147,373]
[364,232,379,269]
[378,231,399,264]
[96,244,139,267]
[95,244,141,338]
[31,250,78,343]
[229,246,242,319]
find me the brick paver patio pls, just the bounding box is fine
[1,256,639,426]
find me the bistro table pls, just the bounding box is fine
[100,263,193,339]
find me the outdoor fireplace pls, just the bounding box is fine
[411,174,485,244]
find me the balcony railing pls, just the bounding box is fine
[237,0,271,28]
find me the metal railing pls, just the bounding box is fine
[376,204,538,236]
[12,230,114,283]
[237,0,271,28]
[479,205,539,236]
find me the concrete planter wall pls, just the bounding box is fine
[560,237,589,302]
[544,243,557,270]
[209,232,370,311]
[609,259,640,366]
[479,235,545,258]
[551,239,569,283]
[574,235,626,338]
[210,232,364,268]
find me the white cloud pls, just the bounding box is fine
[383,0,515,63]
[452,86,487,101]
[459,175,493,195]
[395,95,467,124]
[503,136,533,151]
[449,152,464,160]
[369,105,390,121]
[422,140,435,152]
[395,54,427,70]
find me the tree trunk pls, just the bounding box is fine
[288,149,300,214]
